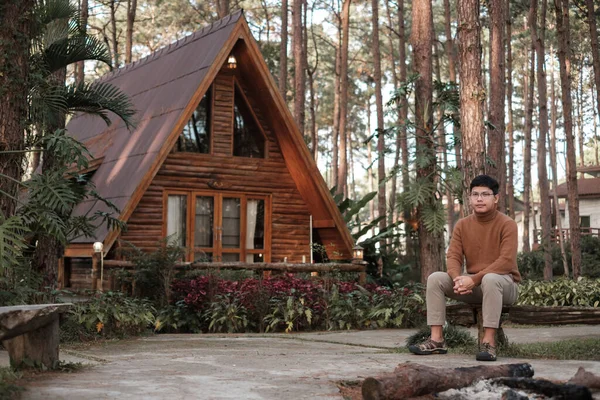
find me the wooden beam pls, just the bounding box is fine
[101,259,365,273]
[312,219,335,228]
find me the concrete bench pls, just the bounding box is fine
[0,303,72,369]
[446,303,511,346]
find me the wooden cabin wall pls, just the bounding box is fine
[119,69,313,263]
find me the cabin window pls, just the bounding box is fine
[166,195,187,246]
[165,191,269,263]
[233,85,265,158]
[177,86,212,153]
[581,216,591,234]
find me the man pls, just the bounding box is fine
[408,174,521,361]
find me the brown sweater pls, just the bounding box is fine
[446,209,521,285]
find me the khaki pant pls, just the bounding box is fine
[426,271,519,328]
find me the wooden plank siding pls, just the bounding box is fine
[119,69,312,263]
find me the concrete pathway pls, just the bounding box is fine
[1,326,599,399]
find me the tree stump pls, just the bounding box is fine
[0,304,72,369]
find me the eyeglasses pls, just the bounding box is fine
[470,192,495,199]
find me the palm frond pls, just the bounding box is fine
[34,0,76,27]
[42,128,91,170]
[29,83,69,126]
[41,35,111,74]
[21,207,67,243]
[0,215,30,272]
[64,82,137,130]
[25,171,80,215]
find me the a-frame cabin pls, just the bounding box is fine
[62,11,354,289]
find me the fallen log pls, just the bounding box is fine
[568,367,600,390]
[492,377,592,400]
[361,362,534,400]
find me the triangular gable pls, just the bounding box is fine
[65,11,353,258]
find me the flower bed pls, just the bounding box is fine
[155,274,426,334]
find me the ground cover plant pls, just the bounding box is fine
[0,367,23,400]
[60,291,156,343]
[516,278,600,307]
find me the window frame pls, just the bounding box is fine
[231,77,268,159]
[163,189,271,263]
[175,84,215,155]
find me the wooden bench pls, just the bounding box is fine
[0,303,72,369]
[446,303,511,346]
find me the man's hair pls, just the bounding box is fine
[470,175,500,195]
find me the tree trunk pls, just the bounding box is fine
[487,0,506,212]
[75,0,89,84]
[549,48,570,277]
[367,98,376,232]
[554,0,581,278]
[594,84,600,165]
[412,0,444,283]
[443,0,458,232]
[576,64,585,173]
[349,130,356,199]
[458,0,485,214]
[306,1,317,160]
[397,0,412,255]
[307,64,317,160]
[362,362,534,400]
[217,0,230,19]
[332,46,340,188]
[433,42,452,241]
[279,0,288,97]
[34,54,67,289]
[372,0,386,248]
[125,0,137,64]
[534,0,553,279]
[522,43,535,253]
[337,0,351,197]
[109,0,119,67]
[385,0,400,236]
[292,0,305,136]
[505,0,515,219]
[0,0,33,219]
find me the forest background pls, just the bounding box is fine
[2,0,600,288]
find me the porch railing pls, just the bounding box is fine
[533,227,600,244]
[90,257,367,291]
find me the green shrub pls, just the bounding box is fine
[406,324,477,348]
[119,238,187,307]
[518,236,600,279]
[324,286,371,330]
[0,367,23,400]
[581,236,600,278]
[60,291,156,342]
[154,300,204,333]
[517,278,600,307]
[206,295,250,333]
[264,296,314,333]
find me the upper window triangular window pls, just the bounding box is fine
[177,85,212,154]
[233,84,265,158]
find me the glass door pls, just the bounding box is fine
[168,191,268,262]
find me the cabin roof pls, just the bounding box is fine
[550,177,600,198]
[65,11,354,257]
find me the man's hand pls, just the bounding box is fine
[453,276,474,295]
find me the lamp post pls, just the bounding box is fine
[352,244,366,285]
[93,242,104,292]
[352,244,364,262]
